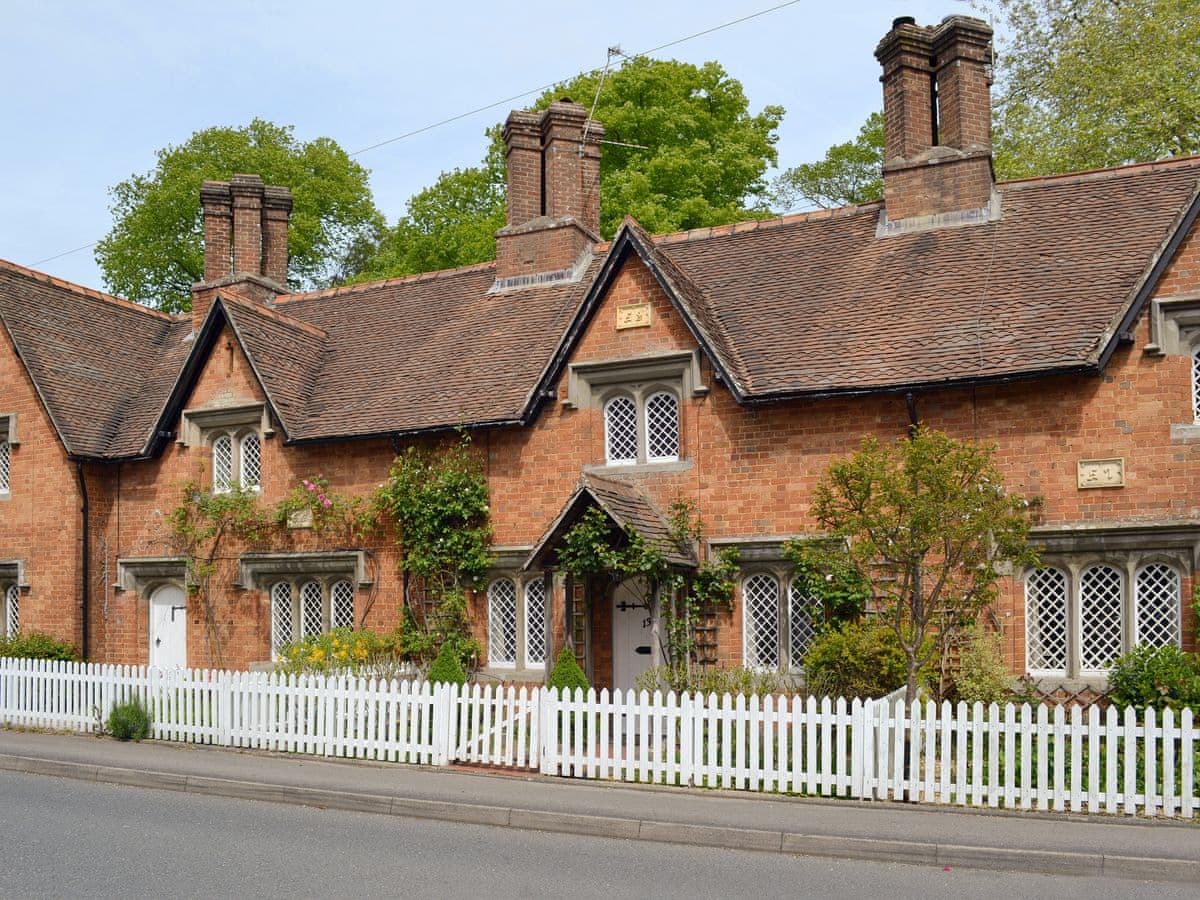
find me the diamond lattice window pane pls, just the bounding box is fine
[604,396,638,464]
[645,391,679,461]
[239,433,261,489]
[5,584,19,638]
[1135,564,1180,648]
[525,579,546,667]
[300,581,324,638]
[743,574,780,669]
[270,582,294,655]
[787,579,817,668]
[488,579,517,666]
[331,580,355,630]
[0,440,10,492]
[1192,349,1200,421]
[1080,565,1124,670]
[1025,568,1068,672]
[211,435,233,493]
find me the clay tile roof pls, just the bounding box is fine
[268,255,606,441]
[0,259,191,458]
[652,158,1200,398]
[524,473,696,571]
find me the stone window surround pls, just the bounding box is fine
[565,351,705,472]
[1143,293,1200,439]
[480,547,548,682]
[1023,523,1198,689]
[236,551,372,591]
[179,402,272,494]
[602,387,680,466]
[0,413,17,499]
[0,561,29,638]
[711,536,824,677]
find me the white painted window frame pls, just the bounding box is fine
[1023,558,1183,679]
[209,427,262,494]
[269,576,357,656]
[741,570,820,674]
[601,384,681,467]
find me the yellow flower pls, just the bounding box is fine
[308,648,326,663]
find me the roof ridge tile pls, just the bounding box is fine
[999,154,1200,191]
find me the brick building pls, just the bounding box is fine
[2,15,1198,693]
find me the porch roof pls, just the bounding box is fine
[524,473,696,571]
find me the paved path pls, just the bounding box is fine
[1,729,1196,883]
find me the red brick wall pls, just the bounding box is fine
[0,324,82,650]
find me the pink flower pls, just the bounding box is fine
[302,479,315,491]
[322,498,333,509]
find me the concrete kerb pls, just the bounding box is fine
[3,750,1198,884]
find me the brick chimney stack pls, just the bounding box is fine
[876,15,996,230]
[193,174,293,331]
[494,100,604,287]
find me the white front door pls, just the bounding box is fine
[612,578,655,693]
[149,584,187,669]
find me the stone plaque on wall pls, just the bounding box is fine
[615,303,652,330]
[1077,458,1124,489]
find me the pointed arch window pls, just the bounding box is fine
[487,578,518,667]
[269,577,359,658]
[604,395,638,465]
[210,429,262,494]
[4,584,18,638]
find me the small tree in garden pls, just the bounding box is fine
[806,427,1038,704]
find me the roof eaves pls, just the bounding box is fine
[1094,179,1200,371]
[0,305,81,457]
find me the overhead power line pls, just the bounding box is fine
[28,0,803,267]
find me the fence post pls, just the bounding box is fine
[539,687,556,776]
[431,682,448,766]
[217,670,232,746]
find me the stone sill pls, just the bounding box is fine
[1169,422,1200,442]
[478,666,546,685]
[583,459,694,477]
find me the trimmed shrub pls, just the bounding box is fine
[953,623,1017,706]
[427,641,468,686]
[0,631,80,661]
[1107,645,1200,712]
[107,699,152,741]
[802,621,912,700]
[548,648,589,696]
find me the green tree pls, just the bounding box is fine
[804,427,1038,704]
[771,112,883,211]
[359,56,784,279]
[96,119,384,312]
[988,0,1200,178]
[352,161,505,283]
[536,57,784,237]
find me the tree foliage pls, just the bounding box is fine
[989,0,1200,178]
[804,427,1038,704]
[771,112,883,211]
[780,0,1200,208]
[96,119,384,312]
[533,57,783,237]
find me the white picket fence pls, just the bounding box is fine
[0,657,1195,818]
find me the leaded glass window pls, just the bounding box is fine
[270,582,294,656]
[211,434,233,493]
[1135,564,1180,648]
[240,432,261,490]
[743,574,780,669]
[604,395,638,465]
[525,578,546,667]
[644,391,679,462]
[1025,567,1068,672]
[488,578,517,667]
[787,578,817,667]
[1192,347,1200,421]
[1079,565,1124,671]
[331,579,355,630]
[0,440,10,493]
[300,581,324,638]
[4,584,18,639]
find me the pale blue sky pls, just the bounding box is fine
[2,0,969,291]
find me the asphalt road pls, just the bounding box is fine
[0,770,1192,900]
